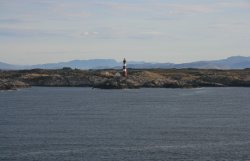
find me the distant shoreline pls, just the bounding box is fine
[1,68,250,90]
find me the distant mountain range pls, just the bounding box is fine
[1,56,250,70]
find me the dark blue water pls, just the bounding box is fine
[1,87,250,161]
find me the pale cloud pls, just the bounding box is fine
[80,31,99,36]
[0,0,92,24]
[218,2,250,9]
[77,28,168,40]
[50,2,93,20]
[93,1,250,16]
[0,18,28,24]
[0,26,72,38]
[163,4,217,14]
[142,31,164,36]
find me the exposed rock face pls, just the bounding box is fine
[92,77,141,89]
[0,79,30,90]
[1,68,250,89]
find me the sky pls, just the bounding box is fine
[0,0,250,65]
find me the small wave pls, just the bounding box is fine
[19,140,250,157]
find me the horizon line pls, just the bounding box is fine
[1,55,249,66]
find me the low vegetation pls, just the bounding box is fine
[1,68,250,90]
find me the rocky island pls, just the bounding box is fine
[1,68,250,90]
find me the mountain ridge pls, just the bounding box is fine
[1,56,250,70]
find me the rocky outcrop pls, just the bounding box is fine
[1,68,250,89]
[0,79,30,90]
[91,76,226,89]
[92,77,141,89]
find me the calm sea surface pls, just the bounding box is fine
[0,87,250,161]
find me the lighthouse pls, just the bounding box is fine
[123,58,128,77]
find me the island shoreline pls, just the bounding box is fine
[1,68,250,90]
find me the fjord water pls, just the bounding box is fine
[1,87,250,161]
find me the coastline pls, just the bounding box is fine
[1,68,250,90]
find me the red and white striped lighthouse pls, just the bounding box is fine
[123,58,128,77]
